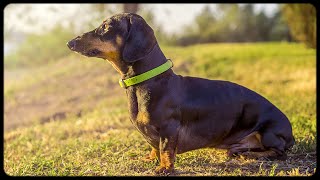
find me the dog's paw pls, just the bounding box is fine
[227,150,240,158]
[141,155,157,162]
[154,166,174,175]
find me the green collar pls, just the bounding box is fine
[119,59,173,88]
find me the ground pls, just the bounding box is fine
[4,42,316,176]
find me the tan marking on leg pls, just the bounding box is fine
[155,150,175,174]
[150,148,159,160]
[142,147,159,162]
[160,151,173,168]
[155,138,177,174]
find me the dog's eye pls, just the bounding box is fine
[99,24,108,32]
[103,25,110,32]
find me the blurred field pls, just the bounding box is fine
[4,42,316,176]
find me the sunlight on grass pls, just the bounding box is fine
[4,42,316,176]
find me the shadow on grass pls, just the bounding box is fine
[168,151,316,176]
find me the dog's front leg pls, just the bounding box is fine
[155,122,179,174]
[142,147,159,162]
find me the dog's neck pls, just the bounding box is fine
[122,43,173,80]
[123,43,176,123]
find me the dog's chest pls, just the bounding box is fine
[127,87,161,145]
[131,112,160,146]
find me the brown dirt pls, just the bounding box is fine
[4,61,123,132]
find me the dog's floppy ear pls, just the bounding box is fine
[122,15,157,63]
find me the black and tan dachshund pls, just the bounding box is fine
[67,13,295,174]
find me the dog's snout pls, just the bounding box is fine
[67,39,76,50]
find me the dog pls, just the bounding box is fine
[67,13,295,174]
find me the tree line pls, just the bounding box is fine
[5,4,316,50]
[168,4,291,46]
[154,4,315,49]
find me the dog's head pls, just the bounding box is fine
[67,13,157,73]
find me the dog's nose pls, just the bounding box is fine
[67,40,76,50]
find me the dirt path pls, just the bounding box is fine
[4,60,123,132]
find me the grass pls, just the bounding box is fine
[4,42,316,176]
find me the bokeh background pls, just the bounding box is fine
[4,3,316,176]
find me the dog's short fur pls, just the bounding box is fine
[67,13,295,174]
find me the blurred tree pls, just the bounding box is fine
[196,5,216,32]
[123,4,139,13]
[178,5,219,45]
[5,25,75,68]
[215,4,240,42]
[239,4,257,41]
[175,4,293,46]
[254,10,287,42]
[268,10,292,41]
[196,5,218,43]
[255,11,270,41]
[139,8,176,45]
[281,4,316,48]
[87,4,118,30]
[4,4,35,39]
[87,4,139,29]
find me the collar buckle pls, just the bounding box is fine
[119,78,127,89]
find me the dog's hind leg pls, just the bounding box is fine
[258,130,288,160]
[234,131,288,160]
[227,131,265,157]
[239,148,287,160]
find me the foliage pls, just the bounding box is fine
[281,4,316,49]
[4,42,316,176]
[123,4,139,13]
[139,9,177,46]
[175,4,292,46]
[4,26,75,68]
